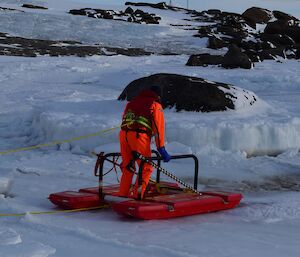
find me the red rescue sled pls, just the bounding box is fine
[49,152,243,219]
[112,191,242,220]
[49,191,103,209]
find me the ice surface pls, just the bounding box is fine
[0,228,22,245]
[0,1,299,257]
[0,55,299,156]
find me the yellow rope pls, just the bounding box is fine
[0,125,123,217]
[0,125,121,155]
[0,205,110,217]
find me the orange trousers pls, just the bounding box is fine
[119,130,153,198]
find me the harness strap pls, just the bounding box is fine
[122,114,152,132]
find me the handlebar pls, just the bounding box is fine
[94,151,199,197]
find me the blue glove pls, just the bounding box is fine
[158,147,171,162]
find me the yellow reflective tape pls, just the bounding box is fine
[137,116,150,122]
[137,116,152,126]
[124,116,152,131]
[136,119,152,131]
[0,125,121,156]
[0,205,110,217]
[123,119,135,124]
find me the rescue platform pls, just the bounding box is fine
[49,152,242,220]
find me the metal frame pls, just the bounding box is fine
[137,154,199,190]
[94,151,199,198]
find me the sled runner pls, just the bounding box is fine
[49,152,242,219]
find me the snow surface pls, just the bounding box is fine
[0,1,300,257]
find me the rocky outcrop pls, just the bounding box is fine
[0,32,152,57]
[207,36,228,49]
[273,10,298,22]
[259,33,295,47]
[118,73,257,112]
[125,1,168,10]
[186,45,253,69]
[0,6,24,12]
[222,45,253,69]
[296,49,300,59]
[187,7,299,68]
[264,20,300,43]
[125,1,185,11]
[22,4,48,10]
[186,54,223,66]
[69,7,161,24]
[242,7,273,24]
[2,2,299,64]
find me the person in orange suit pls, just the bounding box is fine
[118,86,171,199]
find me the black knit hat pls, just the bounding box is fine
[150,85,162,97]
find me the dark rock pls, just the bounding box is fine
[125,2,168,10]
[265,20,289,34]
[220,12,246,27]
[258,51,277,60]
[296,48,300,59]
[127,15,136,22]
[206,9,222,15]
[134,9,145,16]
[186,54,223,66]
[0,6,24,12]
[260,33,295,46]
[285,26,300,43]
[91,10,114,19]
[243,17,257,29]
[221,11,244,20]
[118,73,257,112]
[22,4,48,10]
[222,44,253,69]
[260,40,276,50]
[259,47,286,60]
[273,10,299,22]
[64,5,300,64]
[141,12,159,24]
[240,40,261,51]
[124,6,134,14]
[222,37,243,48]
[69,7,161,25]
[198,26,214,36]
[69,9,86,15]
[265,20,300,43]
[108,47,152,56]
[103,10,114,19]
[244,50,261,62]
[217,25,248,39]
[242,7,273,24]
[208,36,228,49]
[0,32,153,58]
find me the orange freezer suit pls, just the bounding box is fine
[118,89,166,199]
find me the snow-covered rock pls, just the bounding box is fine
[118,73,258,112]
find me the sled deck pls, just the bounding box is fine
[48,152,243,219]
[48,182,179,210]
[112,190,242,220]
[49,183,242,219]
[48,191,105,209]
